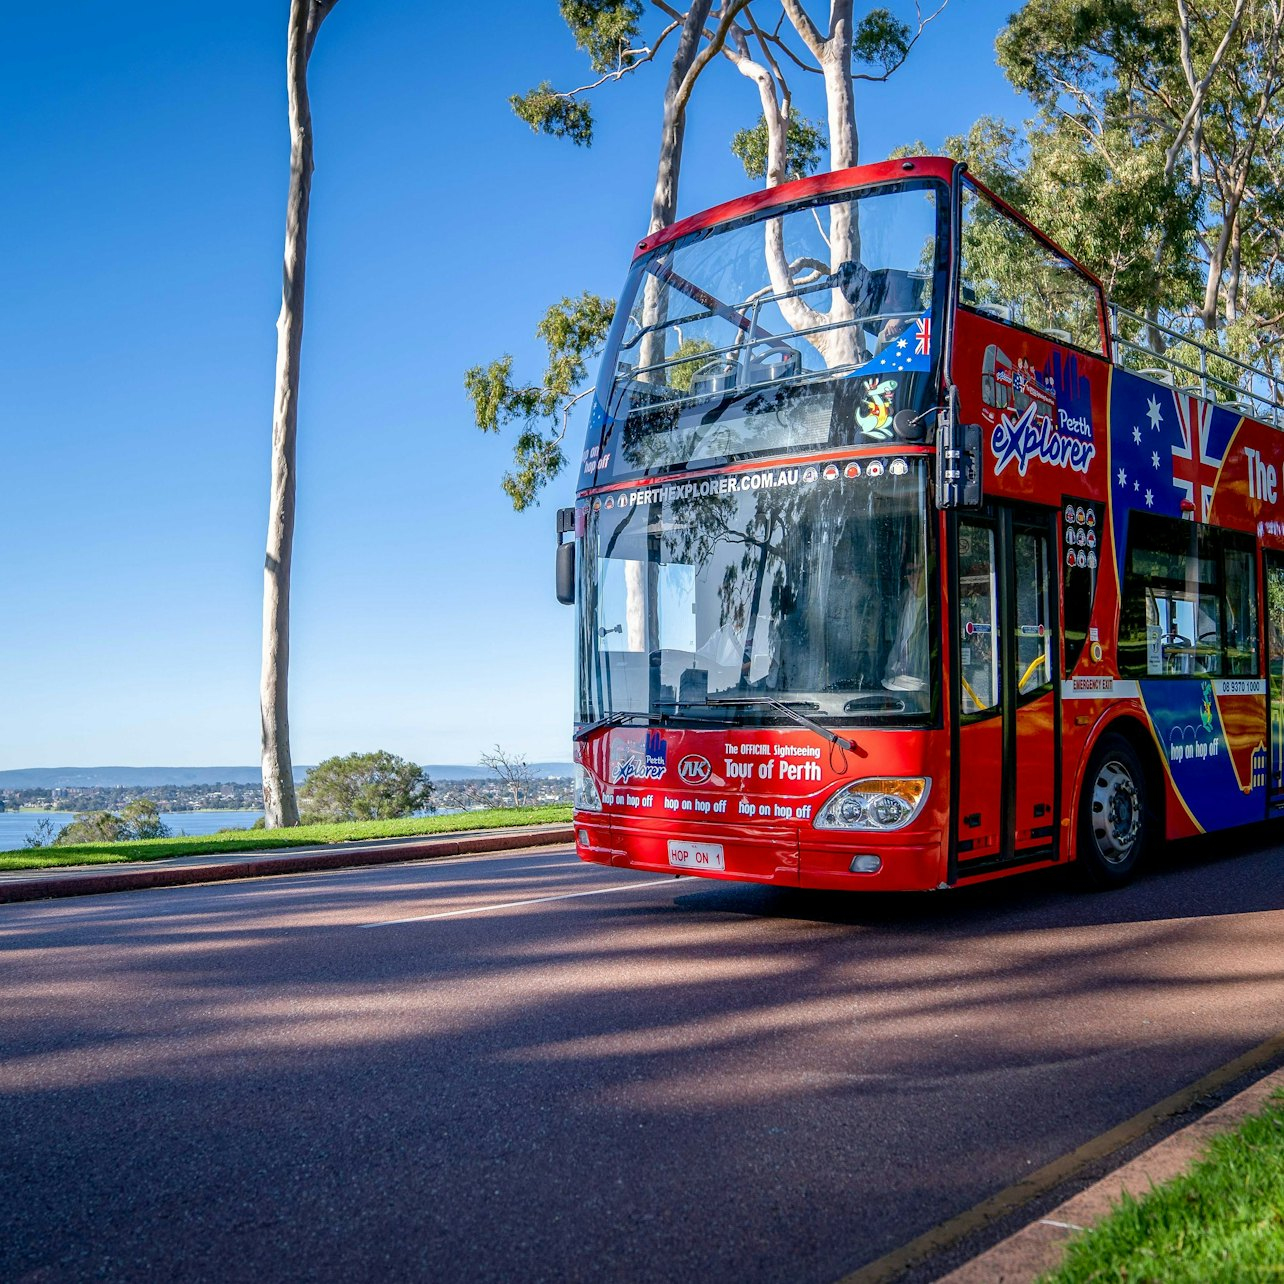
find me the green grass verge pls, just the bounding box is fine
[0,806,572,871]
[1040,1090,1284,1284]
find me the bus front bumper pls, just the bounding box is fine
[574,812,949,892]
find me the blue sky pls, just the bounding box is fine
[1,1,1024,768]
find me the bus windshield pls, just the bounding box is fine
[586,180,944,486]
[577,458,934,726]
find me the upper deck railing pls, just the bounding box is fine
[1108,303,1283,428]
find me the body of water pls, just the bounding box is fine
[0,810,263,850]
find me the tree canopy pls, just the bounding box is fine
[472,1,950,510]
[990,0,1284,369]
[298,751,434,822]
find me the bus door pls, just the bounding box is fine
[1265,553,1284,813]
[951,505,1059,877]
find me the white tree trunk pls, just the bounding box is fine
[262,0,334,827]
[766,0,859,368]
[639,0,715,377]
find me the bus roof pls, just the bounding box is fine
[633,156,957,259]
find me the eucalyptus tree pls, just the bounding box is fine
[995,0,1284,356]
[472,1,948,510]
[261,0,340,828]
[471,2,729,509]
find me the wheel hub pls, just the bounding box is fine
[1091,760,1140,864]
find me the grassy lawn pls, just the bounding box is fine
[1041,1090,1284,1284]
[0,806,573,871]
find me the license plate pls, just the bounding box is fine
[667,839,725,871]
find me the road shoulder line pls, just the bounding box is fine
[837,1030,1284,1284]
[936,1060,1284,1283]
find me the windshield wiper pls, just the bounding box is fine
[573,711,653,743]
[706,697,860,754]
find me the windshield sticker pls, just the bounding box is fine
[848,309,932,379]
[580,439,612,481]
[856,377,898,438]
[611,730,668,784]
[615,466,806,508]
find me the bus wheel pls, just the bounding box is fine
[1076,735,1148,889]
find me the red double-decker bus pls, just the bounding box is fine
[555,156,1284,892]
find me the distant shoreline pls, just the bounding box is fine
[0,763,574,789]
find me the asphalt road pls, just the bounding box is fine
[2,832,1283,1283]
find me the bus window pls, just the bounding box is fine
[957,520,1000,714]
[959,181,1104,354]
[1223,545,1259,676]
[1014,527,1053,696]
[596,557,647,652]
[1119,513,1255,678]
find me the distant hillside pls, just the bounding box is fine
[0,763,574,789]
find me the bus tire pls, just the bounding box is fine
[1076,734,1148,889]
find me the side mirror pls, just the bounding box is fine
[934,390,983,509]
[555,506,576,605]
[556,542,576,605]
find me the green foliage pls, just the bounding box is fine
[53,799,173,847]
[298,750,433,823]
[989,0,1284,372]
[666,337,716,392]
[995,0,1171,111]
[0,807,573,869]
[1040,1093,1284,1283]
[903,112,1200,319]
[852,8,912,76]
[561,0,643,73]
[54,811,124,845]
[465,292,616,510]
[510,82,595,147]
[730,114,826,182]
[120,799,170,840]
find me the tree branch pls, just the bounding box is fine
[851,1,948,83]
[779,0,824,58]
[549,22,682,99]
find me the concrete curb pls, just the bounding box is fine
[935,1063,1284,1283]
[0,825,576,904]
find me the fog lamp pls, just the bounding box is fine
[577,828,590,846]
[850,855,883,874]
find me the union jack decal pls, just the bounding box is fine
[914,315,931,357]
[1171,393,1220,521]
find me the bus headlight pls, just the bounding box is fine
[573,764,603,812]
[814,778,931,831]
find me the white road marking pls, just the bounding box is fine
[362,877,676,927]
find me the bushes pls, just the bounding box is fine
[53,799,172,846]
[297,751,433,823]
